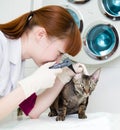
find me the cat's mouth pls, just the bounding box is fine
[83,93,89,98]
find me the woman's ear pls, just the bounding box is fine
[35,26,47,40]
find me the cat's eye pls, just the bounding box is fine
[80,83,84,88]
[89,83,93,88]
[76,90,80,95]
[89,86,93,91]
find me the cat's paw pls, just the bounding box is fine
[56,115,65,121]
[48,111,57,117]
[78,114,87,119]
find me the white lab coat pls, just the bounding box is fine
[0,31,24,96]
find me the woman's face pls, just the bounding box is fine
[33,36,68,66]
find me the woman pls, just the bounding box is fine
[0,5,85,120]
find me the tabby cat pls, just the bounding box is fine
[48,68,101,121]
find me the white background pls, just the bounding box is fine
[0,0,120,114]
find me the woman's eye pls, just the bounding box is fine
[60,52,64,55]
[58,52,64,58]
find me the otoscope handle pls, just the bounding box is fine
[49,58,76,73]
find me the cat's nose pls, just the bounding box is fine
[84,88,89,94]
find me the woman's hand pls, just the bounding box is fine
[57,62,87,85]
[18,62,62,98]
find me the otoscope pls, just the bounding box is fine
[49,57,75,73]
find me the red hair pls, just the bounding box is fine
[0,5,82,56]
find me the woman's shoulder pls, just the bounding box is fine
[0,31,5,37]
[0,31,7,43]
[0,31,8,51]
[0,31,8,67]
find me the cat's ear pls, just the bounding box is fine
[91,68,101,83]
[73,73,82,82]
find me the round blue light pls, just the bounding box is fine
[68,0,90,4]
[85,24,118,60]
[101,0,120,20]
[67,8,80,29]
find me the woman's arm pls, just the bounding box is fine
[0,62,60,121]
[0,77,63,121]
[0,86,26,120]
[0,62,72,120]
[0,78,64,120]
[28,78,64,118]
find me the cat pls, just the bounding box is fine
[48,68,101,121]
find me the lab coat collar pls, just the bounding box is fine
[9,38,21,65]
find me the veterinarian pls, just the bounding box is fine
[0,5,86,120]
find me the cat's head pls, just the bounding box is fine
[72,68,101,97]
